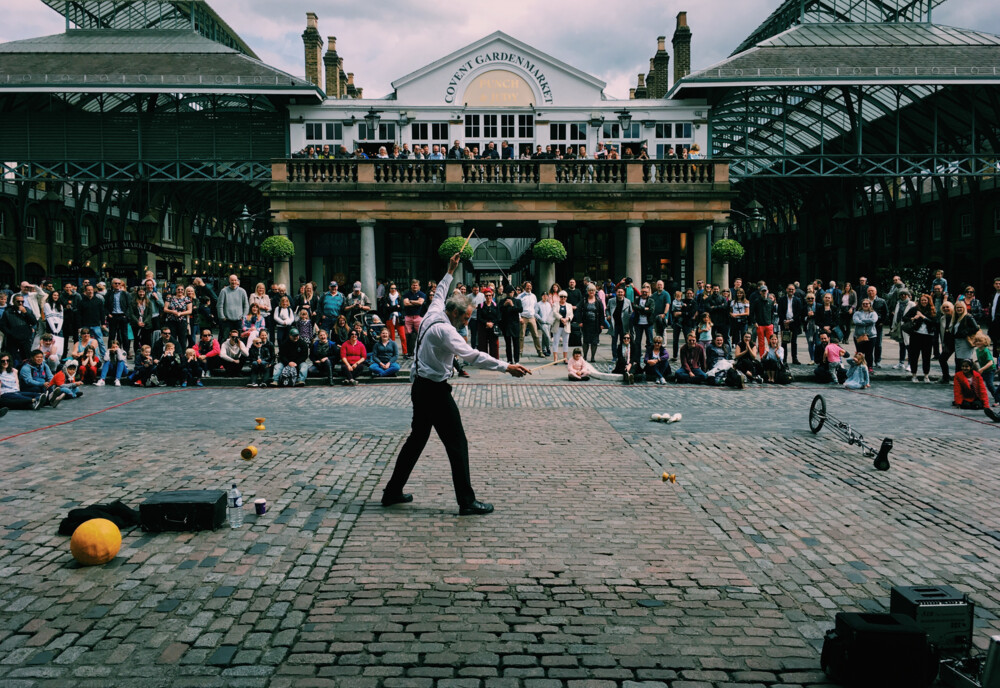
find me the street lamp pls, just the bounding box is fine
[363,108,382,134]
[398,111,410,128]
[41,187,63,223]
[746,199,765,237]
[616,109,633,132]
[588,112,605,130]
[237,205,254,235]
[137,210,158,242]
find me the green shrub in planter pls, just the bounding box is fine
[438,236,473,261]
[711,238,745,264]
[259,235,295,260]
[532,238,567,263]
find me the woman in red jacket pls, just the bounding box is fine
[339,329,367,386]
[952,359,990,410]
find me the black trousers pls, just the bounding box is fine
[108,314,129,354]
[384,377,475,507]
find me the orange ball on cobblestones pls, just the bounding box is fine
[70,518,122,566]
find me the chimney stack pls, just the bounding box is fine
[634,73,648,98]
[302,13,323,88]
[672,12,692,85]
[323,35,340,97]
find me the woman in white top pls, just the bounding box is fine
[551,291,575,364]
[43,291,65,349]
[272,295,295,345]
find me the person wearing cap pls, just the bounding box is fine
[344,281,372,324]
[269,327,310,387]
[750,285,776,353]
[382,253,531,516]
[319,281,345,334]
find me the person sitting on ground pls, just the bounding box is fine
[182,348,203,387]
[952,359,994,418]
[247,334,274,388]
[0,353,55,411]
[369,327,400,378]
[705,333,739,387]
[218,328,248,377]
[151,326,176,363]
[813,332,847,384]
[843,350,871,389]
[612,332,641,383]
[675,331,707,384]
[129,344,156,386]
[19,349,53,394]
[48,360,83,399]
[38,333,63,374]
[339,328,367,386]
[154,341,184,387]
[733,330,763,382]
[78,344,100,384]
[645,335,671,384]
[270,327,310,387]
[96,339,128,387]
[309,329,337,386]
[70,328,98,364]
[331,314,351,345]
[567,347,592,381]
[761,333,785,383]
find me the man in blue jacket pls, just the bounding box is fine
[19,350,53,393]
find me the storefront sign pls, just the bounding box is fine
[445,51,554,105]
[81,240,184,260]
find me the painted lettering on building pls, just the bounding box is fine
[444,51,554,105]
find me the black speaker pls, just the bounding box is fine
[140,490,227,532]
[821,612,939,687]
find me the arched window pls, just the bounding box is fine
[473,240,511,262]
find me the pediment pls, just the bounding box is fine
[390,31,607,107]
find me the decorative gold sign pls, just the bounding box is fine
[461,69,536,107]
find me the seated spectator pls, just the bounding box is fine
[674,332,707,384]
[733,330,763,382]
[182,348,203,387]
[953,358,990,411]
[705,333,731,370]
[70,328,98,363]
[194,328,222,375]
[0,353,54,410]
[843,350,871,390]
[270,327,309,387]
[309,329,338,386]
[612,333,641,384]
[129,345,156,386]
[154,341,184,387]
[567,347,592,381]
[48,360,83,399]
[79,345,101,384]
[19,349,53,393]
[762,333,785,383]
[151,326,177,363]
[339,329,367,386]
[218,328,248,376]
[38,333,63,373]
[814,332,847,384]
[644,336,671,384]
[705,333,738,387]
[331,314,351,345]
[96,339,128,387]
[247,334,274,388]
[240,303,266,343]
[369,328,400,378]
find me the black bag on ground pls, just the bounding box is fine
[58,500,141,535]
[775,363,794,385]
[821,612,938,687]
[140,490,227,532]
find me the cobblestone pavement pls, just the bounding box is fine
[1,372,998,687]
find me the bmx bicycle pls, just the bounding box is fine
[809,394,893,471]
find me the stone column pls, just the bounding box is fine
[273,221,291,289]
[692,224,710,287]
[359,220,376,302]
[538,221,557,292]
[446,221,465,287]
[290,227,307,290]
[625,221,643,285]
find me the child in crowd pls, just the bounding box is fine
[48,360,84,399]
[295,308,315,344]
[79,344,100,384]
[567,348,591,381]
[973,334,999,406]
[155,342,183,386]
[696,312,713,346]
[130,345,156,386]
[182,348,204,387]
[823,338,848,383]
[96,339,128,387]
[843,350,871,389]
[247,334,274,388]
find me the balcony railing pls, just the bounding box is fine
[274,159,727,187]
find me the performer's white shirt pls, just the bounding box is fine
[412,273,509,382]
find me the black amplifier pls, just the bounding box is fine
[890,584,974,654]
[822,612,939,687]
[140,490,227,532]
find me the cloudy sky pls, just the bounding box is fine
[5,0,1000,98]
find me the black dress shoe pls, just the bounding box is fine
[381,492,413,507]
[986,408,1000,423]
[459,500,494,516]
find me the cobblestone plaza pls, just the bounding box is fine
[1,369,999,687]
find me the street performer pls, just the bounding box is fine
[382,252,531,515]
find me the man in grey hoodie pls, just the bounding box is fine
[216,274,249,339]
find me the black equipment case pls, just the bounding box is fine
[821,612,939,687]
[140,490,227,532]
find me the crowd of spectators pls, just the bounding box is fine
[1,268,998,422]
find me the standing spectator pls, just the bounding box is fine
[777,284,805,364]
[866,286,890,368]
[499,285,523,364]
[401,279,427,356]
[309,329,338,385]
[272,296,295,345]
[565,278,583,309]
[551,291,574,364]
[43,291,65,354]
[606,287,633,364]
[318,281,344,333]
[381,282,406,355]
[60,283,80,349]
[852,298,878,372]
[128,288,154,351]
[76,285,107,360]
[249,282,272,328]
[370,327,400,378]
[163,285,192,348]
[803,292,818,363]
[706,285,729,346]
[192,277,218,313]
[839,282,858,336]
[216,274,249,339]
[143,278,163,336]
[633,283,655,353]
[575,284,605,363]
[890,289,913,369]
[295,282,319,321]
[344,282,372,324]
[270,327,309,387]
[339,329,367,386]
[517,281,543,358]
[751,285,776,353]
[536,291,554,358]
[972,333,999,407]
[469,284,485,350]
[651,280,670,340]
[476,288,500,359]
[989,277,1000,358]
[0,293,38,365]
[105,278,131,357]
[937,300,957,384]
[949,300,980,372]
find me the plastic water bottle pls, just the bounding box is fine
[228,483,243,529]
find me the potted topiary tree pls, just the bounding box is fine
[437,236,474,261]
[260,235,295,288]
[711,238,744,291]
[532,238,567,292]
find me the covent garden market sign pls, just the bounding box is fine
[444,51,554,105]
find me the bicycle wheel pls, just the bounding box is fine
[809,394,827,434]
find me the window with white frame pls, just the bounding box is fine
[305,122,343,141]
[162,213,174,243]
[325,123,342,140]
[305,122,323,141]
[103,223,113,241]
[500,115,515,139]
[464,114,480,139]
[931,218,942,241]
[482,114,498,139]
[960,213,973,238]
[655,122,694,140]
[53,219,64,244]
[549,123,586,141]
[25,215,37,240]
[80,223,89,246]
[411,122,449,141]
[357,123,395,141]
[518,114,533,138]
